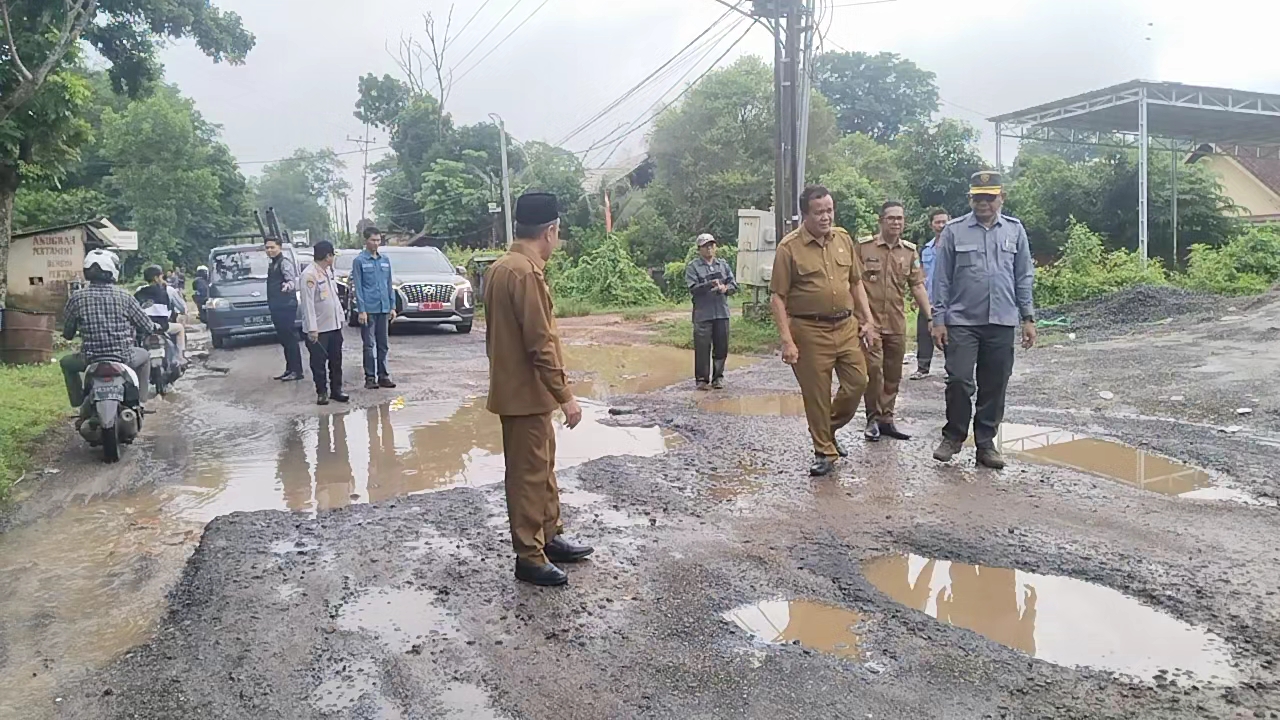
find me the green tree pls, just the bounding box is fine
[647,55,840,248]
[255,148,349,242]
[817,164,881,238]
[812,51,939,141]
[0,0,253,302]
[100,90,223,268]
[517,140,588,226]
[371,156,423,233]
[414,157,491,239]
[892,119,986,218]
[354,73,411,130]
[13,186,110,231]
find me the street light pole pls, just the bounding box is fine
[489,113,513,248]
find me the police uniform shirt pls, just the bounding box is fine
[769,225,864,317]
[856,234,925,335]
[931,212,1035,328]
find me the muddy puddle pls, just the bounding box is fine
[863,553,1237,683]
[698,393,807,417]
[991,423,1253,501]
[0,344,695,716]
[563,344,756,400]
[724,599,864,659]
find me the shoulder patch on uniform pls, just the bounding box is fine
[945,214,971,226]
[1000,214,1023,225]
[901,239,917,250]
[777,230,801,247]
[305,276,316,288]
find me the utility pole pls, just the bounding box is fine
[755,0,806,239]
[347,124,378,222]
[489,113,513,247]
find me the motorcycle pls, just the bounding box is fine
[145,331,184,396]
[75,361,144,463]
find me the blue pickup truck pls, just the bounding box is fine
[203,243,304,349]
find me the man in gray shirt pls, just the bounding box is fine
[685,233,738,390]
[930,171,1036,469]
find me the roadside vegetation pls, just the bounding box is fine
[0,362,69,499]
[656,315,781,355]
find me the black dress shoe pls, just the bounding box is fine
[330,393,350,403]
[864,418,881,441]
[281,372,304,382]
[809,455,835,476]
[546,536,594,563]
[879,423,911,440]
[834,438,849,457]
[316,393,330,406]
[273,372,292,381]
[515,559,568,586]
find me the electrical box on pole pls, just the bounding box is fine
[736,209,777,320]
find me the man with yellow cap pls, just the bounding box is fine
[483,191,593,586]
[930,171,1036,469]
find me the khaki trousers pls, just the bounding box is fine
[865,333,907,423]
[500,413,563,564]
[789,317,868,459]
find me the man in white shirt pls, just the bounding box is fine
[300,241,348,406]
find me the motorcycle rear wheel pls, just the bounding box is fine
[102,426,120,463]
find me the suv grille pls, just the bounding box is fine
[401,283,455,305]
[232,300,269,310]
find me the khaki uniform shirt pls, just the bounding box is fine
[856,234,925,335]
[483,243,572,416]
[769,225,863,316]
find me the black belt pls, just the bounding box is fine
[790,311,852,322]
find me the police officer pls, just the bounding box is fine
[770,185,880,476]
[483,192,594,586]
[300,241,349,406]
[857,201,932,441]
[930,171,1036,469]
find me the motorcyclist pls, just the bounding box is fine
[135,264,187,369]
[61,249,156,407]
[193,265,210,321]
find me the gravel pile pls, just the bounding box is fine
[1042,285,1222,335]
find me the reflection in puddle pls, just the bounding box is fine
[564,344,756,400]
[180,397,677,515]
[993,423,1244,499]
[699,394,807,417]
[863,554,1236,683]
[707,463,768,501]
[437,681,510,719]
[724,599,863,659]
[337,587,458,653]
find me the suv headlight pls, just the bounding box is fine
[206,297,229,310]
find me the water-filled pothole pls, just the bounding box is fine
[863,553,1236,683]
[724,599,863,658]
[990,423,1254,501]
[564,344,757,400]
[337,587,458,653]
[699,394,807,417]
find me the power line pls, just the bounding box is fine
[587,21,755,169]
[555,2,744,148]
[78,146,390,169]
[452,0,554,85]
[448,0,528,75]
[443,0,496,52]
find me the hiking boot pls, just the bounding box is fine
[378,376,397,389]
[696,381,711,391]
[711,378,725,390]
[933,437,962,462]
[976,447,1006,470]
[316,393,330,406]
[365,377,379,390]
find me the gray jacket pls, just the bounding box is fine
[686,256,738,322]
[931,212,1035,328]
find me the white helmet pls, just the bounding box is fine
[84,249,121,281]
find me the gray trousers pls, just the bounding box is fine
[943,324,1015,449]
[61,348,151,407]
[693,318,729,382]
[915,311,934,372]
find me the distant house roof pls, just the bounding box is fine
[1235,154,1280,197]
[12,217,135,249]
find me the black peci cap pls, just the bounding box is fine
[514,192,559,225]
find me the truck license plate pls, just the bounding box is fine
[248,315,271,325]
[93,385,125,401]
[420,302,445,311]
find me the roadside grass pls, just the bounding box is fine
[655,314,781,355]
[553,300,686,319]
[0,361,69,499]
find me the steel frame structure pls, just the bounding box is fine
[990,80,1280,264]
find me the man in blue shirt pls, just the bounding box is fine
[352,225,397,389]
[910,208,949,380]
[930,171,1036,469]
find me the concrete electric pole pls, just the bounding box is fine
[489,113,513,248]
[346,125,378,222]
[752,0,809,241]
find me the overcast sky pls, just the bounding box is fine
[159,0,1280,219]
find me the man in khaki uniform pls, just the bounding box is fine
[857,201,932,442]
[771,185,880,476]
[483,192,592,587]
